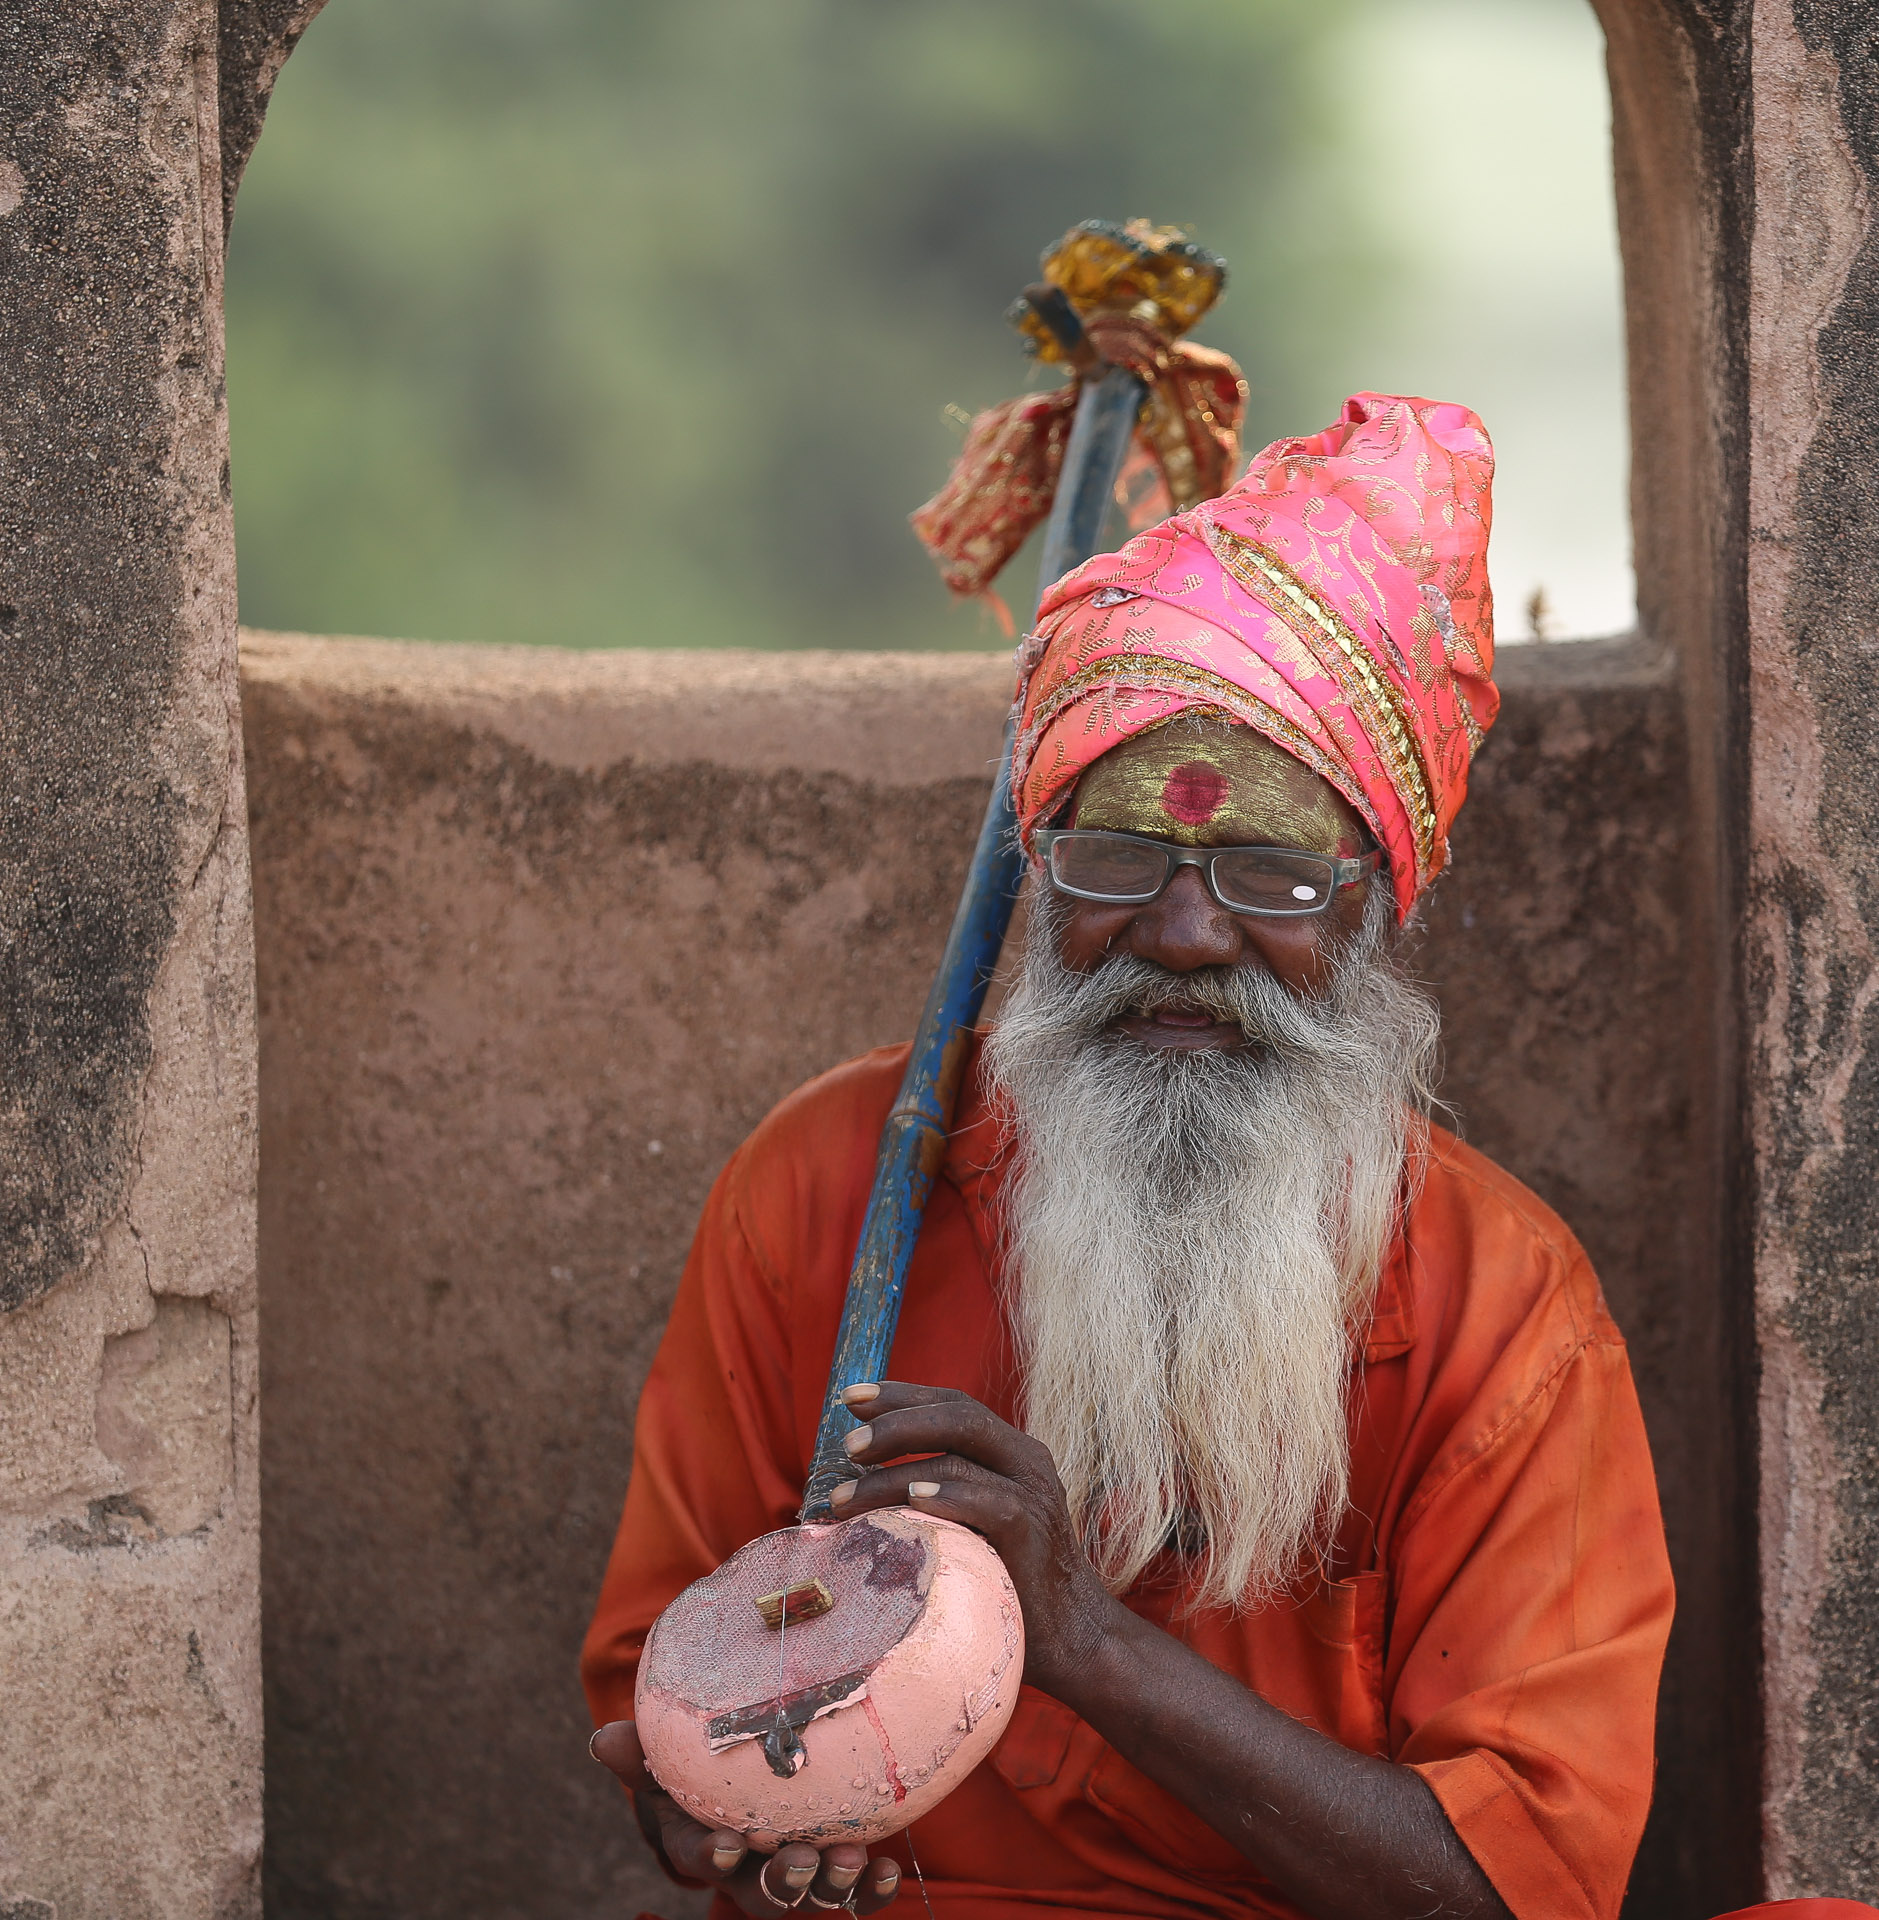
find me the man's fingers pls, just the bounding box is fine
[832,1460,1029,1550]
[805,1843,868,1907]
[831,1455,984,1517]
[588,1718,654,1789]
[592,1725,755,1889]
[905,1475,1028,1544]
[708,1831,752,1878]
[757,1842,823,1908]
[656,1800,746,1882]
[838,1381,956,1414]
[851,1856,903,1914]
[840,1397,1040,1482]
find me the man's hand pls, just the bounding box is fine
[589,1721,903,1915]
[827,1380,1126,1703]
[825,1384,1512,1920]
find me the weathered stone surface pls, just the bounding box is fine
[1597,0,1879,1894]
[1747,0,1879,1893]
[0,0,227,1318]
[0,0,262,1913]
[1415,636,1734,1916]
[1594,1,1763,1906]
[244,632,1705,1920]
[244,636,1011,1920]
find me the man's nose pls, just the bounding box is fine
[1124,864,1242,972]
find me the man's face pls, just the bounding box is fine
[993,719,1432,1608]
[1053,721,1376,1049]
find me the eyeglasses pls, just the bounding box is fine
[1033,828,1380,918]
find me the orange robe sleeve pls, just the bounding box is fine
[1376,1147,1676,1920]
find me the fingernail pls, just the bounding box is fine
[712,1843,744,1872]
[840,1383,880,1405]
[909,1480,941,1498]
[842,1425,872,1457]
[826,1864,861,1889]
[829,1480,855,1507]
[785,1862,818,1888]
[878,1865,901,1887]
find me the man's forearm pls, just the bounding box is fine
[831,1388,1516,1918]
[1052,1602,1511,1920]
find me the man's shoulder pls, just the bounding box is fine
[742,1042,913,1164]
[1418,1125,1585,1263]
[720,1043,914,1238]
[1406,1123,1622,1354]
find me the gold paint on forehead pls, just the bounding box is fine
[1071,715,1360,855]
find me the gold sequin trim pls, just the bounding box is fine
[1014,655,1384,852]
[1203,526,1438,879]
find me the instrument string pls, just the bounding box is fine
[775,1522,797,1729]
[782,1436,922,1915]
[760,1520,810,1782]
[905,1822,937,1920]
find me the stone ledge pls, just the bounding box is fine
[242,629,1699,1919]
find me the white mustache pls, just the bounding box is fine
[1013,901,1397,1071]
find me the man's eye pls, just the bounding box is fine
[1053,839,1167,895]
[1212,852,1332,910]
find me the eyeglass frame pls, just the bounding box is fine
[1031,827,1382,919]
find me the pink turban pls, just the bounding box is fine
[1012,392,1498,921]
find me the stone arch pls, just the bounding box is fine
[8,0,1879,1912]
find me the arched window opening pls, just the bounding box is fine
[226,0,1629,652]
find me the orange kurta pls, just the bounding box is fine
[583,1042,1675,1920]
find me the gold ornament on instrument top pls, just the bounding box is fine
[1010,218,1228,364]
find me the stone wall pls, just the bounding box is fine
[0,2,289,1915]
[242,630,1716,1919]
[1743,0,1879,1893]
[1596,0,1879,1893]
[1595,0,1763,1898]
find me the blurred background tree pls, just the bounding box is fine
[226,0,1628,650]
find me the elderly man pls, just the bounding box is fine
[583,397,1675,1920]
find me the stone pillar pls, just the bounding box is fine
[1744,0,1879,1895]
[1601,0,1879,1899]
[0,2,315,1913]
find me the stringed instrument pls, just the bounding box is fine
[634,221,1234,1851]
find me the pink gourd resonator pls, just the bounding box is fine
[636,1509,1023,1848]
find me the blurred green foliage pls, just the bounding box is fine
[226,0,1391,650]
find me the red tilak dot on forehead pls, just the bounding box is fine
[1161,761,1230,825]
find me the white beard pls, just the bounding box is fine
[983,886,1441,1611]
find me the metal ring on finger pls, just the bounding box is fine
[759,1864,810,1910]
[806,1889,859,1911]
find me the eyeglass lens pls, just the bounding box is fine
[1048,835,1336,913]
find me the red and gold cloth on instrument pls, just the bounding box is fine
[1011,392,1499,921]
[910,221,1248,599]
